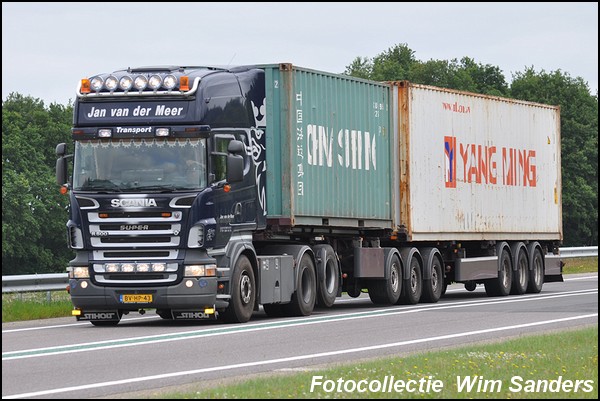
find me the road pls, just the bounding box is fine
[2,274,597,399]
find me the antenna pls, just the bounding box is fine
[227,53,236,68]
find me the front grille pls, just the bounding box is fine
[88,209,183,284]
[101,211,173,219]
[99,237,173,244]
[101,251,173,258]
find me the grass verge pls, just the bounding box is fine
[160,325,598,399]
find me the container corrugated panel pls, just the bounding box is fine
[394,82,562,241]
[264,64,393,228]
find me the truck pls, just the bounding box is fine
[55,63,563,326]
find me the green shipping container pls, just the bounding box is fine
[262,64,393,229]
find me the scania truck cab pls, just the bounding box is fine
[56,65,285,325]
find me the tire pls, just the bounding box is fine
[346,279,362,298]
[484,247,512,296]
[90,311,122,326]
[222,255,255,323]
[262,303,285,318]
[421,252,443,303]
[527,248,544,293]
[510,246,529,295]
[368,254,402,305]
[156,309,173,320]
[398,252,422,305]
[283,253,316,316]
[313,245,339,308]
[441,280,448,296]
[464,281,477,292]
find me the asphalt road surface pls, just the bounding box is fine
[2,273,597,399]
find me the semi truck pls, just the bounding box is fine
[56,63,563,326]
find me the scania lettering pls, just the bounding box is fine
[110,199,158,207]
[56,64,563,326]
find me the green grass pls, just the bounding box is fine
[159,326,598,399]
[562,257,598,275]
[2,291,73,323]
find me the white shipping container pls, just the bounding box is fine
[392,82,562,242]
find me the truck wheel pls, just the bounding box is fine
[527,248,544,293]
[222,255,255,323]
[283,253,316,316]
[368,254,401,305]
[90,311,122,326]
[484,248,512,296]
[156,309,173,320]
[511,246,529,295]
[313,244,339,308]
[398,253,422,305]
[346,279,362,298]
[263,303,285,318]
[421,253,443,303]
[464,281,477,292]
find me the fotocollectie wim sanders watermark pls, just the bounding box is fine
[309,375,595,395]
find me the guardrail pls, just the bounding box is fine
[2,246,597,296]
[559,246,598,259]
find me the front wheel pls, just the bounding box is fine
[156,309,173,320]
[222,255,255,323]
[90,311,122,326]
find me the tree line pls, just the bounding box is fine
[2,44,597,274]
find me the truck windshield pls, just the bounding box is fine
[73,138,207,192]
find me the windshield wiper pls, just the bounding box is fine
[80,179,123,192]
[126,184,179,192]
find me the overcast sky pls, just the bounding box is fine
[2,2,598,106]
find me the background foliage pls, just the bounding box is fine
[2,44,597,274]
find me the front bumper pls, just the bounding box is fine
[69,277,227,311]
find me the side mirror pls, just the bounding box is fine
[56,143,68,185]
[56,157,68,185]
[226,154,244,183]
[56,143,67,157]
[228,140,244,154]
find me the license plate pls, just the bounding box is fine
[120,294,153,303]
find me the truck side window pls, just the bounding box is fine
[212,137,229,182]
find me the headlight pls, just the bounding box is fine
[119,75,133,91]
[163,74,177,90]
[152,263,166,272]
[106,263,120,273]
[134,75,148,90]
[136,263,150,272]
[148,74,162,90]
[187,224,205,248]
[105,75,118,91]
[90,76,104,92]
[72,267,90,279]
[121,263,135,273]
[184,264,217,277]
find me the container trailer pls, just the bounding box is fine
[56,63,563,325]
